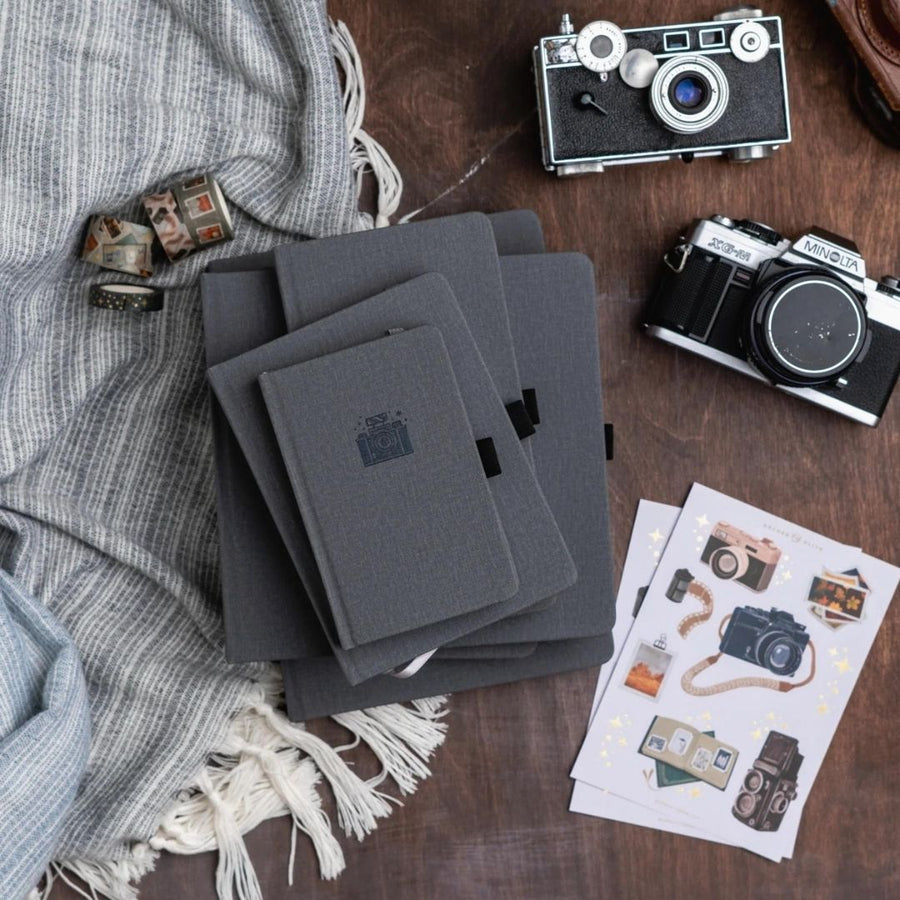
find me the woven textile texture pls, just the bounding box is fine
[0,0,378,881]
[0,570,91,900]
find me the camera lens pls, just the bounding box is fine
[744,770,764,794]
[650,56,729,134]
[672,75,707,111]
[744,270,868,387]
[710,546,749,581]
[735,792,758,816]
[759,635,803,676]
[590,35,613,59]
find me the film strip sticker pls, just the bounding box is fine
[143,174,233,262]
[81,216,155,277]
[89,283,164,313]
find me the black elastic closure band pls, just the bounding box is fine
[505,400,536,440]
[604,423,614,460]
[89,283,164,313]
[476,437,501,478]
[522,388,540,426]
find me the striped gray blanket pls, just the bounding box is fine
[0,2,443,897]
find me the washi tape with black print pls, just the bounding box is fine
[89,283,165,313]
[81,215,155,277]
[142,174,234,262]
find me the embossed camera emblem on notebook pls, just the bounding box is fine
[356,412,414,467]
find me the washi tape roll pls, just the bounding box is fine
[89,283,164,313]
[142,174,233,262]
[81,216,155,277]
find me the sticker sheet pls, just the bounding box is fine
[571,484,899,861]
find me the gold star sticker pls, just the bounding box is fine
[817,702,829,715]
[766,712,775,721]
[700,711,712,721]
[829,647,839,657]
[649,528,664,543]
[783,570,792,581]
[751,728,762,739]
[696,514,709,527]
[618,737,628,747]
[835,658,851,674]
[600,749,608,758]
[610,716,623,729]
[690,787,701,798]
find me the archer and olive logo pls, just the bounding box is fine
[356,411,414,467]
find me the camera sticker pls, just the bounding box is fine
[638,716,739,790]
[806,568,869,631]
[622,637,675,701]
[700,521,781,593]
[732,731,803,832]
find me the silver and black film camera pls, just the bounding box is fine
[719,606,809,677]
[533,7,790,175]
[644,216,900,425]
[733,731,803,832]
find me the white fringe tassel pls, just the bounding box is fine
[41,670,448,900]
[331,18,403,227]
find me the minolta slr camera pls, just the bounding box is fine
[533,7,790,175]
[733,731,803,832]
[701,522,780,592]
[356,412,413,467]
[645,216,900,425]
[719,606,809,677]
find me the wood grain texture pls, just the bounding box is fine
[55,1,900,898]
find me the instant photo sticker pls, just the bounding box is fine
[197,223,224,243]
[182,174,208,189]
[807,568,868,630]
[622,639,675,701]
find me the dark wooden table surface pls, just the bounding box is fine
[56,1,900,898]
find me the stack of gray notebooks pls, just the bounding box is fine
[201,210,616,720]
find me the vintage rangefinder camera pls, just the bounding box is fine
[719,606,809,677]
[644,216,900,425]
[533,7,790,175]
[733,731,803,832]
[356,412,413,467]
[701,522,780,592]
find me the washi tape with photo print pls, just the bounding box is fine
[89,283,164,313]
[142,174,233,262]
[81,216,155,277]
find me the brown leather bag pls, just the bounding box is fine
[829,0,900,143]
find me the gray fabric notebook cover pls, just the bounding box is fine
[435,642,537,660]
[259,325,518,647]
[273,212,524,414]
[208,274,576,682]
[447,253,616,645]
[282,633,614,721]
[201,270,329,662]
[204,210,544,274]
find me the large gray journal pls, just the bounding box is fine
[208,274,576,682]
[259,325,518,647]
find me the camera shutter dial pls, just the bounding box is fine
[745,269,868,387]
[575,21,627,73]
[730,21,771,63]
